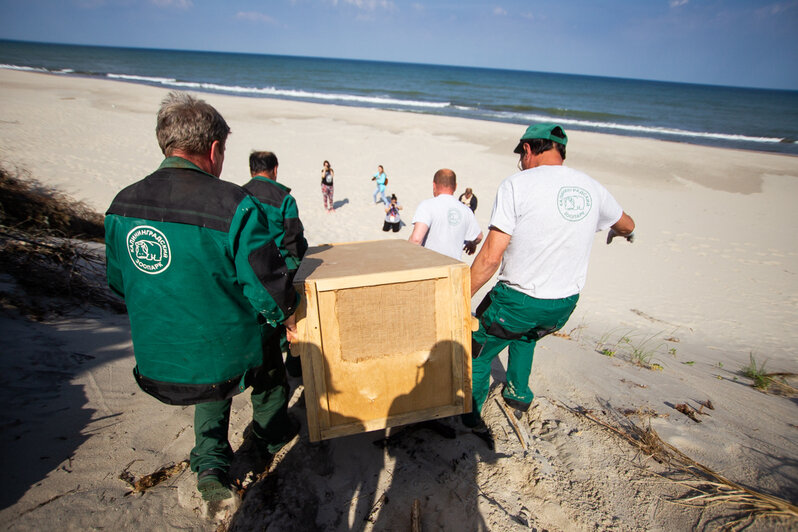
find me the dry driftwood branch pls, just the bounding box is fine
[411,498,422,532]
[495,397,527,450]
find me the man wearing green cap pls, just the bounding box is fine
[465,123,635,430]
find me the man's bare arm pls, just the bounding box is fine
[607,212,635,244]
[408,222,429,246]
[284,313,298,345]
[470,228,511,297]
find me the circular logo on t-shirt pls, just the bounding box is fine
[557,187,592,221]
[127,225,171,274]
[447,208,462,226]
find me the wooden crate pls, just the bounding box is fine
[292,240,472,441]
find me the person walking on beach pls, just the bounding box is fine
[105,92,299,504]
[465,123,635,434]
[371,164,388,205]
[408,168,483,260]
[382,193,403,232]
[459,187,478,212]
[320,160,335,212]
[244,150,308,378]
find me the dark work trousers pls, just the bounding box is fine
[470,282,578,418]
[190,332,293,474]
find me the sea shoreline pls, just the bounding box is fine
[2,39,798,155]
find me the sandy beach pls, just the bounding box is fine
[1,69,797,530]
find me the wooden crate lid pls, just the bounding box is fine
[294,240,465,290]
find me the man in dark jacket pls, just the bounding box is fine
[244,150,308,377]
[105,92,299,503]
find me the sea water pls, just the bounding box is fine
[1,40,797,156]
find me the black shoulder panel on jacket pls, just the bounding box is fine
[107,167,249,232]
[243,179,288,208]
[248,241,297,316]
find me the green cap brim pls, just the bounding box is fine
[514,123,567,154]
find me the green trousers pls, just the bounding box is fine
[470,283,578,416]
[190,333,294,474]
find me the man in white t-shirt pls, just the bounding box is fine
[465,123,635,433]
[408,168,483,260]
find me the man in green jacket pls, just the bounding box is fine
[105,92,299,503]
[244,151,308,377]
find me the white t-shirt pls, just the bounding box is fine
[412,193,482,260]
[490,165,623,299]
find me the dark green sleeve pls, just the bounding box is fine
[104,215,125,299]
[281,194,308,270]
[229,197,298,325]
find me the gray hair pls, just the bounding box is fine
[156,92,230,156]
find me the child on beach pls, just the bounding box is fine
[383,194,403,232]
[321,160,334,212]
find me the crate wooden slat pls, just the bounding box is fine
[292,240,472,442]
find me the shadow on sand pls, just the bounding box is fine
[229,341,496,531]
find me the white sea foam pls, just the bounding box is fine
[106,73,450,109]
[486,111,788,144]
[1,63,791,146]
[107,73,177,84]
[0,64,49,73]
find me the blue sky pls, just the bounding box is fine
[1,0,797,90]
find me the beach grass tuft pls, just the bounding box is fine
[740,353,770,390]
[738,353,798,396]
[595,328,671,370]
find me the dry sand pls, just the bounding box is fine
[1,69,797,531]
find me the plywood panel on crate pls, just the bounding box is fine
[293,240,472,442]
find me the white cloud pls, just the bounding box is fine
[493,6,507,16]
[757,1,798,15]
[236,11,277,24]
[520,12,535,21]
[669,0,688,7]
[150,0,193,8]
[329,0,396,11]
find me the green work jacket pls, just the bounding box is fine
[243,176,308,273]
[105,157,298,405]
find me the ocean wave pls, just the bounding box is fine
[494,103,631,122]
[485,110,789,144]
[107,73,450,109]
[107,73,177,84]
[2,62,792,146]
[0,64,49,73]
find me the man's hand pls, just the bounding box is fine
[463,240,478,255]
[607,212,635,244]
[606,228,635,244]
[284,313,298,344]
